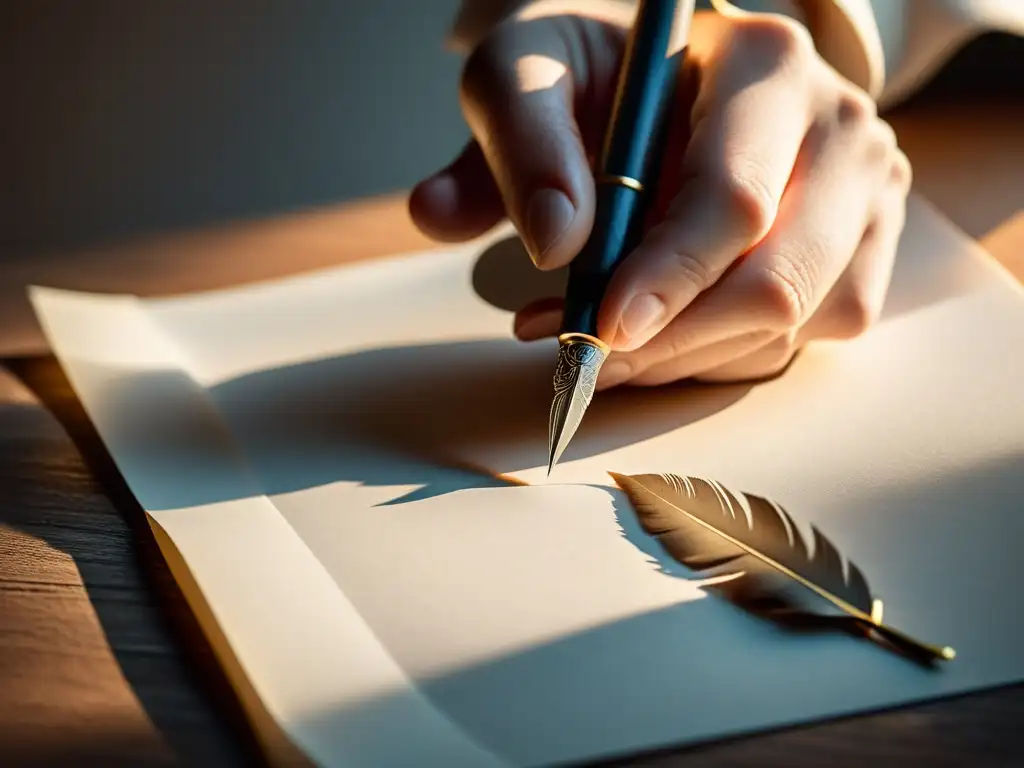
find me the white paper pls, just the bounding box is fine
[30,195,1024,767]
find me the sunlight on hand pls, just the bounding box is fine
[514,53,569,94]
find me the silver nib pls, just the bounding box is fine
[547,333,610,474]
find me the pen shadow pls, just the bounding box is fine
[8,355,1024,766]
[8,222,1022,766]
[0,345,752,768]
[0,225,757,762]
[204,336,755,507]
[228,212,947,509]
[13,232,758,513]
[189,242,757,504]
[471,234,568,313]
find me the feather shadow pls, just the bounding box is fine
[608,473,955,666]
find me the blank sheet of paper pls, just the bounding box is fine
[31,195,1024,767]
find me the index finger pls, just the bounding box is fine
[597,15,818,352]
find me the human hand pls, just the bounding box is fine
[409,2,911,388]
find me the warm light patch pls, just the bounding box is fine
[517,0,634,28]
[709,0,745,16]
[514,53,568,94]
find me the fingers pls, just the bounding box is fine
[408,141,505,242]
[670,155,909,385]
[694,187,905,382]
[598,329,777,389]
[518,147,906,383]
[514,297,564,341]
[691,332,800,383]
[601,83,896,386]
[797,168,909,342]
[417,11,913,392]
[458,22,603,269]
[597,16,818,351]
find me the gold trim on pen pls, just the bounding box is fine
[558,332,611,354]
[596,174,644,193]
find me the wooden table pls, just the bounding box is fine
[2,102,1023,767]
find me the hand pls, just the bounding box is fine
[409,2,912,388]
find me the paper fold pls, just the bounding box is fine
[29,286,508,768]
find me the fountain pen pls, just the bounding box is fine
[547,0,682,473]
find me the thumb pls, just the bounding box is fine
[459,23,596,270]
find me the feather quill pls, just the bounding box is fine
[610,472,954,664]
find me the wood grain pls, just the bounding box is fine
[0,364,255,767]
[1,102,1022,767]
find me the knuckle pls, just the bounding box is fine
[667,250,714,294]
[715,171,778,242]
[733,15,815,71]
[755,264,810,329]
[833,284,882,337]
[835,89,878,131]
[890,148,914,191]
[865,120,898,166]
[874,118,898,149]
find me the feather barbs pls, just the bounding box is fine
[610,471,955,664]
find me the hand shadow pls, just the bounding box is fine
[471,234,569,313]
[206,334,753,507]
[207,233,761,505]
[10,234,757,513]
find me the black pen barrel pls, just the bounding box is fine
[561,0,680,337]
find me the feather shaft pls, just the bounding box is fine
[610,472,954,663]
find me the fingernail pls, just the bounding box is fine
[515,309,562,341]
[597,359,632,391]
[614,294,665,349]
[524,189,575,268]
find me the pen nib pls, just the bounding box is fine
[547,333,610,475]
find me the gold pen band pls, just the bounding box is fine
[596,174,644,193]
[558,332,611,355]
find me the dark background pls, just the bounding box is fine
[1,0,468,256]
[2,1,1020,259]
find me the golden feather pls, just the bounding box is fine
[610,472,954,664]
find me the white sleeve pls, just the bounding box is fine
[869,0,1024,108]
[444,0,881,96]
[446,0,1024,107]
